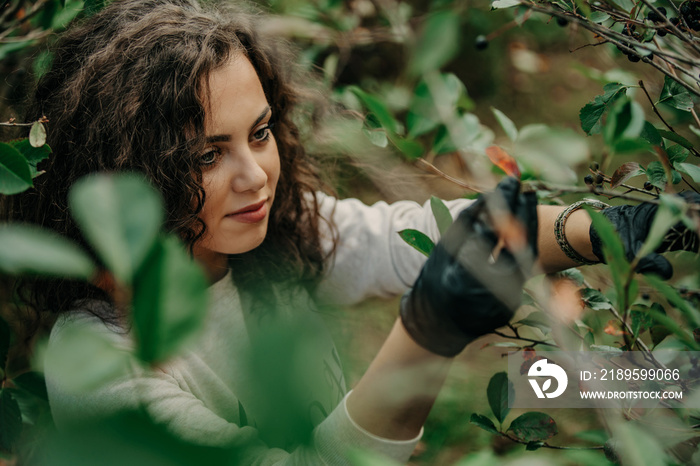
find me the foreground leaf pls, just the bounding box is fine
[69,173,163,284]
[430,196,453,236]
[132,235,209,363]
[13,371,48,401]
[508,412,558,442]
[469,413,499,435]
[0,224,96,278]
[487,372,514,424]
[11,139,51,178]
[0,142,32,195]
[398,229,435,257]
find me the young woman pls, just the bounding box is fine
[2,0,697,463]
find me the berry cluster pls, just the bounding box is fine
[647,6,670,36]
[616,24,649,62]
[680,1,700,30]
[584,162,606,190]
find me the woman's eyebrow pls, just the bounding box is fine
[205,105,271,143]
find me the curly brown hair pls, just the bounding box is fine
[2,0,335,318]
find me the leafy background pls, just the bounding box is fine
[1,0,699,465]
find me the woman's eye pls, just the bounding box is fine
[252,124,273,142]
[200,148,220,165]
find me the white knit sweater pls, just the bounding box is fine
[45,193,473,465]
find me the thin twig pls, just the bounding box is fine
[414,158,486,192]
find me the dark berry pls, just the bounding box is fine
[680,286,688,294]
[689,19,700,30]
[628,54,641,62]
[658,28,668,36]
[670,16,681,26]
[475,35,489,50]
[595,174,604,184]
[557,16,569,26]
[595,184,604,190]
[584,174,594,185]
[590,161,599,171]
[644,181,653,190]
[642,293,650,300]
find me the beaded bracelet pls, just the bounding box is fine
[554,199,610,266]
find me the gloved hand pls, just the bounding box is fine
[590,192,700,280]
[400,177,538,357]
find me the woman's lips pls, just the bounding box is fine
[225,200,267,224]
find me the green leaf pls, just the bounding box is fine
[492,0,522,7]
[430,196,453,236]
[51,0,84,30]
[11,139,51,178]
[611,138,653,155]
[579,83,627,135]
[581,288,613,310]
[29,122,46,148]
[646,307,699,350]
[645,161,667,189]
[646,275,700,328]
[362,128,388,148]
[132,235,209,363]
[630,307,654,336]
[0,389,22,451]
[68,173,163,284]
[407,73,471,138]
[0,224,96,278]
[349,86,400,135]
[0,317,9,373]
[603,99,645,148]
[491,108,518,142]
[398,229,435,257]
[635,195,684,260]
[515,311,551,334]
[658,75,694,112]
[410,11,460,75]
[32,50,54,80]
[586,208,630,310]
[12,372,48,401]
[658,131,693,152]
[487,372,513,424]
[84,0,107,16]
[469,413,499,434]
[639,121,663,147]
[390,134,424,160]
[675,162,700,182]
[0,142,32,195]
[508,412,558,442]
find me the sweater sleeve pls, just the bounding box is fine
[314,192,475,306]
[45,313,419,465]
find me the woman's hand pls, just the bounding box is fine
[590,192,700,280]
[400,177,539,357]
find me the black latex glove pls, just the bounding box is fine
[400,177,539,357]
[590,192,700,280]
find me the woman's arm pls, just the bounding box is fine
[537,205,596,273]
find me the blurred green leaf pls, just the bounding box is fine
[407,73,471,138]
[612,421,671,466]
[492,0,522,8]
[604,99,645,148]
[469,413,499,434]
[646,161,680,189]
[646,275,700,328]
[398,229,434,257]
[579,83,627,135]
[362,128,388,148]
[346,448,403,466]
[508,412,558,442]
[487,372,513,424]
[389,135,424,160]
[349,86,400,135]
[11,139,51,178]
[0,389,22,451]
[29,122,47,148]
[0,142,32,195]
[666,144,689,164]
[639,121,663,147]
[410,11,460,75]
[658,131,693,152]
[32,50,54,81]
[132,235,208,363]
[69,173,163,284]
[0,224,96,278]
[581,288,613,310]
[491,108,518,142]
[658,76,694,112]
[675,162,700,182]
[84,0,107,16]
[51,0,84,30]
[611,138,652,155]
[430,196,453,235]
[514,124,588,183]
[41,321,132,392]
[515,311,551,334]
[635,195,683,260]
[13,372,49,401]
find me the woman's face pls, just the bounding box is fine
[192,55,280,272]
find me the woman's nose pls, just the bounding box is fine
[231,150,267,193]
